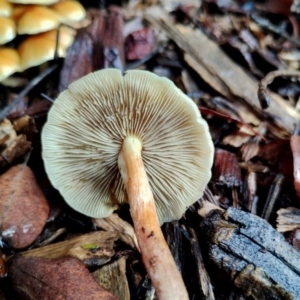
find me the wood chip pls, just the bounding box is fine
[277,207,300,233]
[145,15,300,137]
[94,214,139,250]
[213,148,242,187]
[92,256,130,300]
[199,204,300,299]
[21,231,118,267]
[0,118,31,167]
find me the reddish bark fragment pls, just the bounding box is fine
[0,165,49,249]
[213,148,242,187]
[58,29,95,92]
[9,256,118,300]
[0,255,6,278]
[259,0,293,16]
[289,229,300,251]
[125,27,155,61]
[58,6,124,92]
[290,135,300,200]
[103,6,124,70]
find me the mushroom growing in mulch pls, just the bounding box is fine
[42,69,214,300]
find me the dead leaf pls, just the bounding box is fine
[125,27,155,61]
[9,255,118,300]
[0,164,49,249]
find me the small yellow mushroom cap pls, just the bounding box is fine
[51,1,86,25]
[0,48,20,81]
[8,0,59,4]
[0,0,13,17]
[18,26,75,70]
[0,17,16,44]
[17,5,61,35]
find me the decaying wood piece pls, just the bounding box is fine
[9,256,118,300]
[277,207,300,232]
[181,225,215,300]
[164,222,184,273]
[93,214,139,250]
[261,174,284,221]
[199,202,300,299]
[92,256,130,300]
[213,148,242,208]
[0,119,31,168]
[145,15,300,136]
[21,231,118,266]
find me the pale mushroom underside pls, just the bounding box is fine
[42,69,214,224]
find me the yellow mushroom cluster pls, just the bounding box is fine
[0,0,86,82]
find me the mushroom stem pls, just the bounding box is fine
[118,135,189,300]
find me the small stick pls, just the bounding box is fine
[258,70,300,109]
[181,225,215,300]
[250,14,300,47]
[261,174,284,221]
[0,64,58,122]
[40,93,54,103]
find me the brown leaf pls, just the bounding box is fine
[9,255,118,300]
[0,164,49,248]
[125,27,155,61]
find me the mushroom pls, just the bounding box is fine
[42,69,214,299]
[17,5,61,34]
[0,48,20,81]
[8,0,58,4]
[18,26,75,70]
[0,16,16,44]
[0,0,13,17]
[51,1,86,26]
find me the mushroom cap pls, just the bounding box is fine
[51,1,86,25]
[8,0,59,4]
[42,69,214,224]
[0,48,20,81]
[17,5,60,35]
[0,17,16,44]
[0,0,13,17]
[18,26,75,70]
